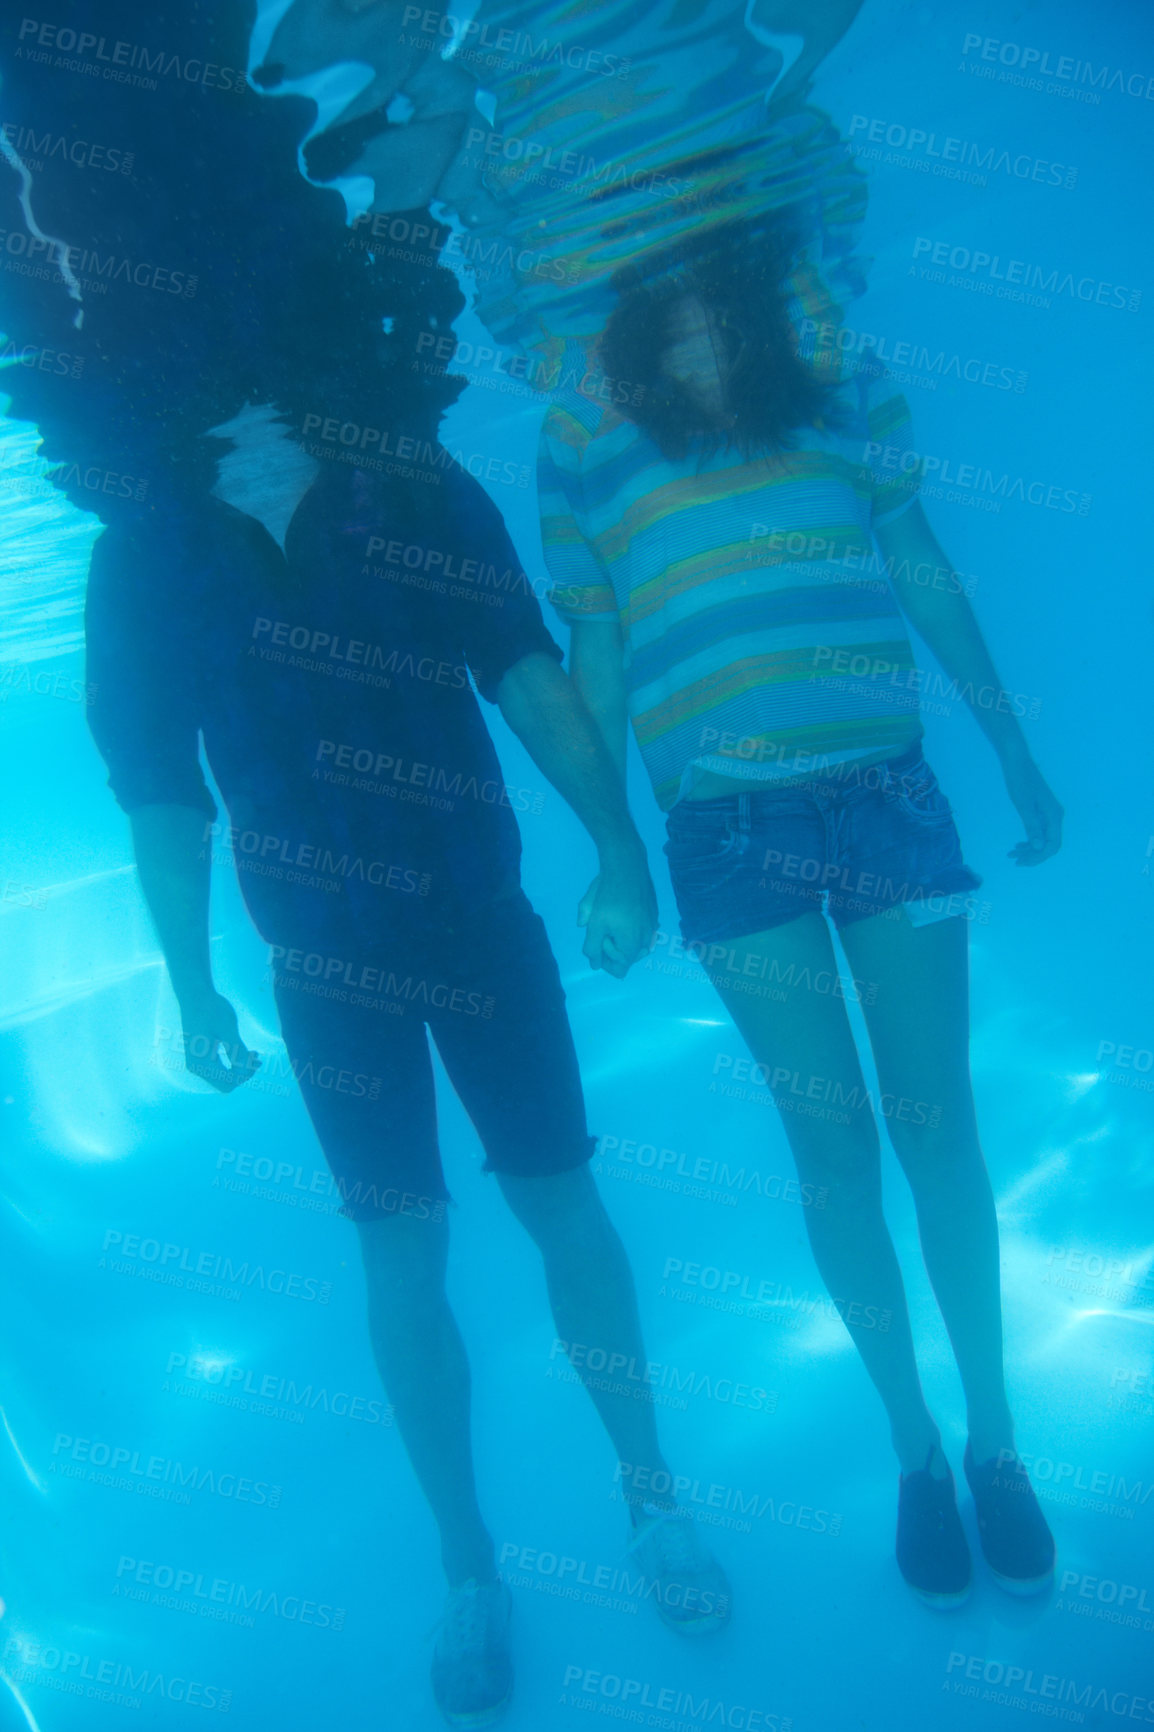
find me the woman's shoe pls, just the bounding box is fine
[964,1443,1055,1596]
[896,1447,972,1608]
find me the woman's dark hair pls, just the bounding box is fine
[598,216,843,463]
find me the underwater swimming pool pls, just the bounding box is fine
[1,1,1152,1727]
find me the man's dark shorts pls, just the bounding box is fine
[271,890,594,1222]
[665,746,983,946]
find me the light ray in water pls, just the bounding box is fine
[996,1147,1069,1215]
[0,1673,43,1732]
[0,418,96,663]
[741,16,805,93]
[1073,1307,1154,1329]
[0,1407,44,1494]
[0,1198,37,1229]
[0,865,135,916]
[0,132,83,324]
[0,956,162,1035]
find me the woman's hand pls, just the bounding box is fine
[578,853,658,978]
[1000,746,1063,865]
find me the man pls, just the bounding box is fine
[84,422,731,1728]
[2,5,730,1717]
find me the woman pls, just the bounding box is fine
[538,219,1061,1607]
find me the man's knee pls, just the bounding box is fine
[356,1207,449,1291]
[499,1165,610,1250]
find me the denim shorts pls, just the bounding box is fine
[664,746,982,947]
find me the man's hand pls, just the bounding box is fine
[496,651,657,974]
[129,805,261,1085]
[577,850,658,978]
[177,986,262,1092]
[1001,746,1063,866]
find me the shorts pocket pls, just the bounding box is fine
[664,800,747,875]
[882,754,953,826]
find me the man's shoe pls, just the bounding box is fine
[964,1443,1055,1596]
[896,1448,972,1608]
[628,1502,731,1635]
[430,1579,513,1728]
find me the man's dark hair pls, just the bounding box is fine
[0,0,465,522]
[598,215,843,463]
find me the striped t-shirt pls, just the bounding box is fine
[540,371,925,810]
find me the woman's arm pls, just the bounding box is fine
[874,502,1063,864]
[557,617,653,962]
[568,617,629,781]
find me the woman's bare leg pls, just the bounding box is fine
[704,911,943,1472]
[839,909,1013,1463]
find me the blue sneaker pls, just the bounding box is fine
[896,1449,971,1608]
[965,1444,1055,1596]
[430,1579,513,1728]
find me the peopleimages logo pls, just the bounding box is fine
[910,236,1141,313]
[798,318,1026,393]
[711,1054,942,1127]
[0,335,85,378]
[3,1635,231,1713]
[848,113,1077,189]
[559,1663,790,1729]
[250,614,469,688]
[165,1350,391,1428]
[960,33,1154,103]
[0,120,134,174]
[461,125,685,200]
[945,1651,1154,1722]
[1057,1570,1153,1614]
[15,18,246,93]
[0,228,196,297]
[995,1447,1154,1508]
[548,1338,776,1413]
[99,1229,333,1305]
[660,1256,892,1335]
[0,664,95,705]
[346,211,580,291]
[1045,1243,1154,1295]
[115,1554,346,1631]
[401,5,632,80]
[51,1431,281,1508]
[596,1131,829,1206]
[613,1462,842,1537]
[315,737,546,816]
[865,433,1092,517]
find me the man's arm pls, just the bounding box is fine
[131,804,260,1090]
[496,650,655,977]
[874,501,1062,864]
[83,514,261,1089]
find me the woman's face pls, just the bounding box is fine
[660,294,738,424]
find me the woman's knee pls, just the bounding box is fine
[887,1115,982,1185]
[786,1114,881,1193]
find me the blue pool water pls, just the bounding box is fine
[1,2,1152,1728]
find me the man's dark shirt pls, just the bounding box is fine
[86,461,562,954]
